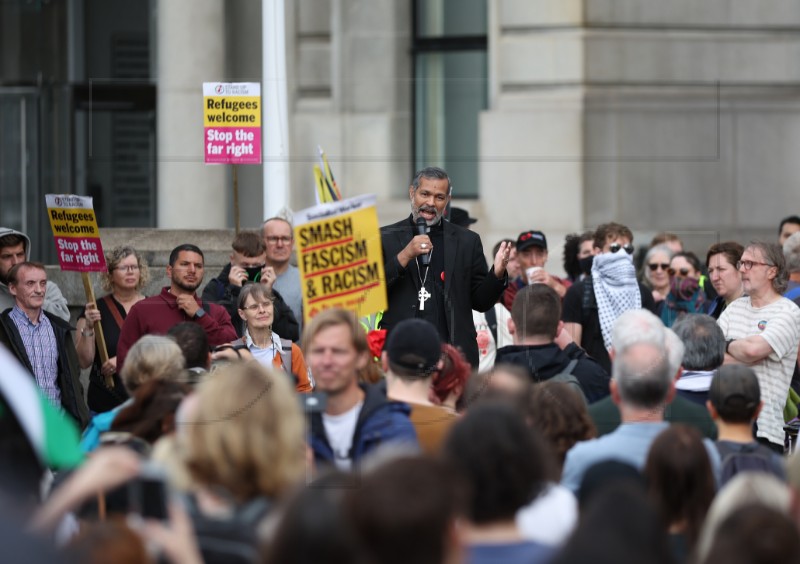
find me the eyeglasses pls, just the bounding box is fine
[736,260,772,271]
[242,301,273,312]
[114,265,140,273]
[648,263,670,272]
[265,236,292,245]
[668,267,691,277]
[609,242,635,255]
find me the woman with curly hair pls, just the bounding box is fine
[563,231,594,283]
[76,246,150,412]
[526,381,596,475]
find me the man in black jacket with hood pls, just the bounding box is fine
[496,284,610,403]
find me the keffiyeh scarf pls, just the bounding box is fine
[591,250,641,350]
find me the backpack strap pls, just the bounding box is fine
[235,497,272,525]
[550,359,586,404]
[559,359,579,377]
[279,338,293,374]
[102,295,125,330]
[581,276,597,326]
[485,306,498,345]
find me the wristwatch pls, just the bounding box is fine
[81,327,95,338]
[194,308,207,319]
[725,339,735,353]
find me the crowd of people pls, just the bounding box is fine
[1,169,800,563]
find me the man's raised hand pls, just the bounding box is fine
[493,241,512,277]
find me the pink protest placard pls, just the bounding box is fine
[203,82,262,165]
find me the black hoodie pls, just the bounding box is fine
[495,342,610,403]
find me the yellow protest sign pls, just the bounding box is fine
[294,195,387,322]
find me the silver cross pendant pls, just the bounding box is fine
[418,287,431,310]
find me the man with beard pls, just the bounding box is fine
[719,241,800,453]
[380,167,511,368]
[115,244,237,370]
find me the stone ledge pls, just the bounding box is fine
[49,229,238,315]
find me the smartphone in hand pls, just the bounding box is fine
[128,463,169,521]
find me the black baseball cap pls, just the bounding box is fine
[516,230,548,252]
[708,365,761,422]
[385,319,442,374]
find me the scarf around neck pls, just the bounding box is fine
[591,250,641,350]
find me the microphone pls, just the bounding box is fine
[415,217,431,266]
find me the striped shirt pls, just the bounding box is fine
[9,306,61,406]
[718,296,800,446]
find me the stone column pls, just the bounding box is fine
[156,0,227,228]
[480,0,586,271]
[290,0,412,218]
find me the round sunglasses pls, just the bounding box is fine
[648,262,669,272]
[668,267,691,277]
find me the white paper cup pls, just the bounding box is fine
[526,266,544,284]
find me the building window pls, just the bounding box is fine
[413,0,487,198]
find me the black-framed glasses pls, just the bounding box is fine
[609,242,634,255]
[736,260,772,271]
[648,263,669,272]
[668,267,691,277]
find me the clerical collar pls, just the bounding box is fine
[408,215,443,232]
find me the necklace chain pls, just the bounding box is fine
[416,248,432,288]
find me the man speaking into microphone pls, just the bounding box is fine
[380,167,511,368]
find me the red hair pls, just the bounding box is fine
[430,344,470,405]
